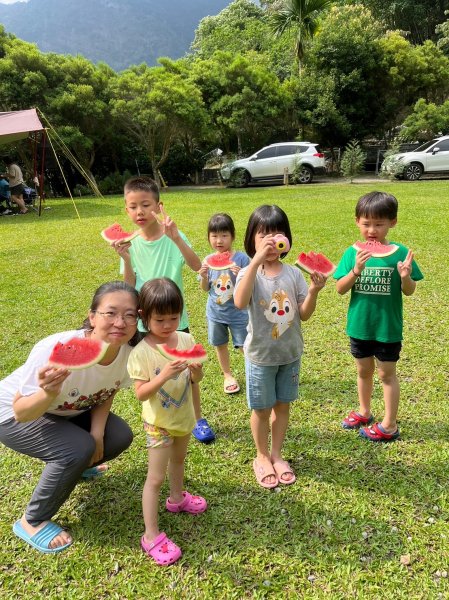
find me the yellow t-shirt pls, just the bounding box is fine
[127,332,196,436]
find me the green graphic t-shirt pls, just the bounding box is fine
[334,242,424,342]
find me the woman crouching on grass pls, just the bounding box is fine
[0,281,139,554]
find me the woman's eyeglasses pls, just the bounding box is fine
[94,311,138,325]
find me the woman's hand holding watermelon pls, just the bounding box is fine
[38,365,70,397]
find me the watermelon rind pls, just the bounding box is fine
[205,251,236,271]
[49,338,109,370]
[353,241,399,258]
[101,223,140,245]
[295,251,336,277]
[156,343,208,364]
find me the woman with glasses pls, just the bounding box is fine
[0,281,139,554]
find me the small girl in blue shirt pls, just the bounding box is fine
[199,213,250,394]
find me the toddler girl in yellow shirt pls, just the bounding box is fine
[127,277,207,566]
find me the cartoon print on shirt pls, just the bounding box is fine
[214,273,234,305]
[56,381,121,411]
[261,289,294,339]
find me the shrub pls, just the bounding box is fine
[340,140,366,182]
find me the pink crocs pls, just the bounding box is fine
[141,532,181,566]
[165,491,207,514]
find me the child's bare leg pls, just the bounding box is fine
[355,357,375,417]
[192,382,201,420]
[250,407,275,484]
[271,401,290,462]
[376,360,399,432]
[142,446,170,541]
[215,343,233,379]
[167,434,190,504]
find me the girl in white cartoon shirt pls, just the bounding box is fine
[234,205,327,489]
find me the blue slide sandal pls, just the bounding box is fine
[13,520,72,554]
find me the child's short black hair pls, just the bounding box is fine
[244,205,292,258]
[207,213,235,239]
[355,191,398,220]
[139,278,183,329]
[124,176,160,202]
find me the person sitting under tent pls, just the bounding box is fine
[2,156,28,214]
[0,175,13,215]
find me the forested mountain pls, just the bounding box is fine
[0,0,232,70]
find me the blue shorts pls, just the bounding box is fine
[208,319,247,348]
[245,358,300,410]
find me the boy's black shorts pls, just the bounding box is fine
[349,337,402,362]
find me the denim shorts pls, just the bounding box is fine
[350,337,402,362]
[245,358,300,410]
[208,319,247,348]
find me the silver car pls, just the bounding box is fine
[220,142,326,186]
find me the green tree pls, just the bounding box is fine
[191,51,288,154]
[344,0,449,45]
[269,0,333,68]
[399,98,449,141]
[306,5,387,144]
[110,63,209,187]
[191,0,294,79]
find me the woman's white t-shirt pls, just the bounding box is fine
[0,330,132,423]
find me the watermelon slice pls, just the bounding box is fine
[49,337,109,370]
[101,223,140,245]
[295,251,336,277]
[156,343,208,364]
[353,240,399,257]
[205,251,236,271]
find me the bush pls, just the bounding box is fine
[340,140,366,182]
[379,139,404,179]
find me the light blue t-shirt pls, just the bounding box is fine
[120,231,191,330]
[205,251,250,326]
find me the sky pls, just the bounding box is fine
[0,1,28,4]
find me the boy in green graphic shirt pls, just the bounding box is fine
[334,191,423,442]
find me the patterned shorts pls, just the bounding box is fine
[143,422,174,448]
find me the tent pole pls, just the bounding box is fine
[38,129,47,217]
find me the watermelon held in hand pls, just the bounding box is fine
[156,343,208,364]
[353,240,399,257]
[101,223,140,245]
[205,251,236,271]
[295,251,336,277]
[49,338,109,370]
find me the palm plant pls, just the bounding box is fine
[270,0,333,67]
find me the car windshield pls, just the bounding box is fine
[414,139,438,152]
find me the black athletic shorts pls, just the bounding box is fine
[349,337,402,362]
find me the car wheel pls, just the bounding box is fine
[229,169,250,188]
[296,165,313,184]
[403,163,423,181]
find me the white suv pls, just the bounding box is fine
[382,135,449,180]
[220,142,326,186]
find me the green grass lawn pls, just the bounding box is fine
[1,180,448,599]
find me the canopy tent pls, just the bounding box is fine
[0,108,44,144]
[0,108,47,215]
[0,108,99,219]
